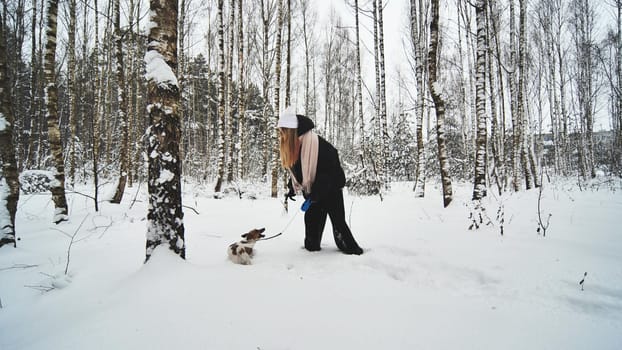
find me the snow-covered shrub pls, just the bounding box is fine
[19,170,55,194]
[345,161,383,196]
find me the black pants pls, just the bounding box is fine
[304,190,363,254]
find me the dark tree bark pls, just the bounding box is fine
[145,0,185,261]
[428,0,453,207]
[110,0,130,203]
[43,0,69,224]
[214,0,226,193]
[473,0,488,200]
[0,12,20,248]
[271,0,284,198]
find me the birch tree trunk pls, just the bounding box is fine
[572,0,597,179]
[0,14,20,248]
[472,0,488,200]
[372,0,382,178]
[145,0,185,261]
[517,0,537,190]
[43,0,69,224]
[67,0,77,187]
[26,0,38,169]
[226,0,236,183]
[355,0,366,149]
[411,0,427,198]
[92,0,101,212]
[374,0,389,188]
[489,0,507,193]
[285,0,291,106]
[509,0,521,191]
[111,0,129,203]
[302,1,310,115]
[428,0,453,207]
[214,0,226,193]
[237,0,246,180]
[271,0,284,198]
[616,0,622,170]
[178,0,186,172]
[260,0,271,178]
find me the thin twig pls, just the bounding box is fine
[0,264,39,272]
[24,284,55,293]
[129,181,142,209]
[65,215,90,275]
[183,205,200,215]
[65,190,96,200]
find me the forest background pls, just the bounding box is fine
[0,0,621,253]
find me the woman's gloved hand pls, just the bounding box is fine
[285,188,296,201]
[301,198,312,212]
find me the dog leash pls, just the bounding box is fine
[260,206,301,241]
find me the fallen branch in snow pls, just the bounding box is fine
[183,205,200,215]
[24,284,55,293]
[0,263,39,271]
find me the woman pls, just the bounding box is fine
[278,106,364,255]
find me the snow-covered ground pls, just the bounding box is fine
[1,180,621,350]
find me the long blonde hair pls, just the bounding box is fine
[279,128,300,168]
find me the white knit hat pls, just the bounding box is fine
[277,106,298,129]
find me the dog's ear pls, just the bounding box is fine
[258,228,265,233]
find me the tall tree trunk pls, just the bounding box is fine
[428,0,453,207]
[237,0,246,180]
[178,0,186,172]
[518,0,534,189]
[145,0,185,261]
[110,0,129,203]
[271,0,284,198]
[555,2,570,175]
[67,0,77,187]
[375,0,389,188]
[616,0,622,171]
[285,0,291,106]
[226,0,236,183]
[0,13,20,248]
[508,0,521,191]
[410,0,426,197]
[43,0,69,224]
[126,0,138,186]
[92,0,101,212]
[473,0,487,200]
[214,0,226,193]
[300,0,315,118]
[355,0,366,151]
[26,0,38,169]
[488,0,505,195]
[35,2,46,169]
[372,0,382,179]
[260,0,271,177]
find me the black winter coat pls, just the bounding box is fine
[287,115,346,203]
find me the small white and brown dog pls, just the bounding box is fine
[228,228,266,265]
